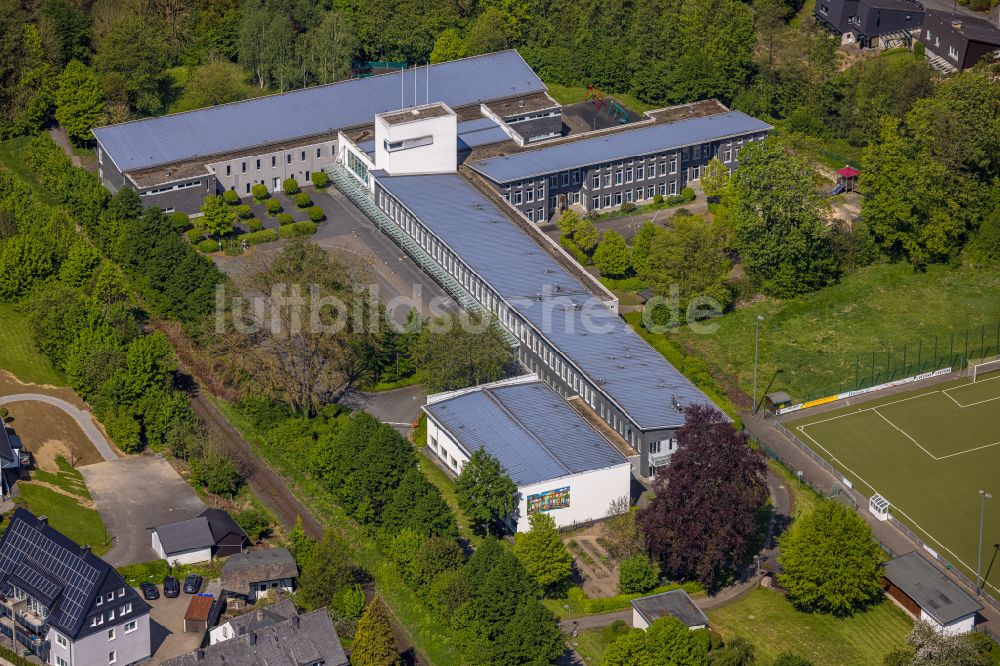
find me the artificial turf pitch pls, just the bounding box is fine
[787,372,1000,596]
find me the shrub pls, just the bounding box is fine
[246,218,263,232]
[0,407,8,422]
[311,171,329,188]
[190,451,243,497]
[168,212,191,233]
[277,212,294,226]
[294,192,312,208]
[653,193,664,205]
[185,228,204,243]
[620,201,637,213]
[279,221,317,238]
[265,198,281,215]
[222,190,240,205]
[252,183,269,201]
[681,187,695,200]
[618,554,658,594]
[666,188,696,206]
[560,235,591,265]
[282,178,300,195]
[196,239,219,253]
[222,239,243,256]
[307,205,325,222]
[234,509,271,542]
[241,228,279,245]
[234,204,252,219]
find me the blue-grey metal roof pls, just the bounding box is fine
[424,381,627,486]
[883,551,983,625]
[468,111,773,183]
[93,50,543,173]
[378,173,718,430]
[356,117,507,160]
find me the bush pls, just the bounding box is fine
[618,554,658,594]
[265,198,281,215]
[282,178,300,195]
[560,235,591,265]
[222,190,240,205]
[185,228,204,243]
[241,228,279,245]
[234,508,271,542]
[311,171,329,188]
[222,239,243,256]
[620,201,636,213]
[234,204,252,219]
[307,205,325,222]
[252,183,269,201]
[279,221,317,238]
[653,193,664,205]
[277,212,294,226]
[196,239,219,253]
[0,407,7,422]
[168,212,191,233]
[666,188,696,206]
[190,451,243,497]
[294,192,312,208]
[246,218,263,232]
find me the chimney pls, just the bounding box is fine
[249,632,257,646]
[255,610,264,621]
[291,614,300,629]
[36,516,48,529]
[952,18,962,29]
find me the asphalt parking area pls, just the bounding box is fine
[145,588,207,665]
[80,455,206,566]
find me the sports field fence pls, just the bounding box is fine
[760,424,1000,615]
[800,320,1000,403]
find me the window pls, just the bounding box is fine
[669,158,677,174]
[650,440,661,454]
[625,167,633,183]
[635,187,642,201]
[572,170,580,184]
[98,148,103,165]
[659,161,667,176]
[57,658,68,666]
[669,181,677,195]
[526,187,534,203]
[625,189,633,203]
[272,156,277,167]
[526,209,534,222]
[636,165,644,180]
[305,170,310,181]
[536,187,544,200]
[603,194,611,208]
[56,634,68,648]
[592,175,600,189]
[592,196,599,210]
[604,173,611,187]
[537,207,544,219]
[819,3,828,13]
[949,45,959,60]
[96,596,103,607]
[256,159,260,170]
[513,190,522,205]
[550,175,558,187]
[615,170,623,185]
[286,154,292,164]
[241,162,246,174]
[108,628,115,641]
[109,650,117,664]
[245,183,251,194]
[316,147,321,158]
[615,191,622,205]
[724,147,732,163]
[123,603,132,615]
[225,165,231,176]
[647,186,655,199]
[658,182,666,196]
[561,172,569,186]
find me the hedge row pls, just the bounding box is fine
[560,234,591,265]
[242,228,279,245]
[565,581,704,615]
[279,220,316,238]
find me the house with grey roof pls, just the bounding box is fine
[163,607,348,666]
[0,423,21,497]
[0,508,151,666]
[423,376,632,531]
[208,598,297,646]
[151,509,247,566]
[883,551,982,635]
[220,549,297,602]
[630,589,709,630]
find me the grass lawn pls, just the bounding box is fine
[31,455,90,499]
[708,588,911,665]
[15,483,109,555]
[787,374,1000,596]
[543,81,659,115]
[0,302,65,386]
[213,398,463,666]
[570,624,631,665]
[669,262,1000,403]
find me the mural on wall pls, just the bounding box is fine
[527,486,570,514]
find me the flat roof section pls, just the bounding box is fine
[631,589,709,628]
[424,381,627,486]
[379,102,453,126]
[376,172,717,430]
[469,110,772,184]
[93,50,545,173]
[884,551,982,625]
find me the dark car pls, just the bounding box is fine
[163,576,180,598]
[139,582,159,600]
[183,574,202,594]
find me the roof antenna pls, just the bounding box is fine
[413,63,417,107]
[426,62,429,105]
[400,65,404,110]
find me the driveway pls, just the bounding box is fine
[145,588,209,665]
[0,394,116,461]
[80,456,206,566]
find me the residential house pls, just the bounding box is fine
[209,598,297,645]
[219,549,297,603]
[815,0,924,47]
[921,10,1000,72]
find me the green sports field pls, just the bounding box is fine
[787,372,1000,597]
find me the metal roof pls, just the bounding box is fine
[883,551,983,625]
[357,117,508,160]
[154,516,215,553]
[630,589,709,628]
[424,381,627,486]
[468,111,773,184]
[377,172,718,430]
[93,50,544,173]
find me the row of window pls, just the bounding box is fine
[145,180,202,195]
[89,601,133,628]
[223,146,329,177]
[590,181,678,210]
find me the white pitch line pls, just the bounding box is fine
[798,389,942,429]
[872,408,939,460]
[936,439,1000,461]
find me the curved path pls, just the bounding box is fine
[0,394,117,462]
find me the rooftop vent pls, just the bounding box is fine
[952,19,962,28]
[411,109,420,116]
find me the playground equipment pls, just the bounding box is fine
[585,85,630,123]
[585,84,608,112]
[609,100,630,124]
[832,165,860,195]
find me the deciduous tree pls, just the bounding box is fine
[778,500,884,615]
[513,512,573,597]
[638,405,768,589]
[456,449,517,536]
[94,13,169,115]
[415,314,514,392]
[700,157,731,200]
[593,230,632,277]
[55,61,104,143]
[297,530,355,610]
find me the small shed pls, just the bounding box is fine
[883,552,982,635]
[200,508,249,557]
[764,391,793,414]
[152,517,215,565]
[220,548,298,602]
[184,594,216,634]
[835,166,860,193]
[630,589,708,631]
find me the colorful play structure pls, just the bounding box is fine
[585,85,631,124]
[832,165,860,194]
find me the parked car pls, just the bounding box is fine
[139,582,159,600]
[163,576,180,598]
[183,574,202,594]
